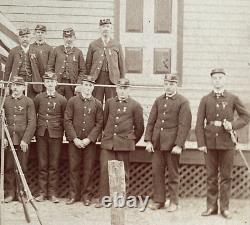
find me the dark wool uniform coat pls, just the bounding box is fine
[2,95,36,145]
[101,96,144,151]
[64,95,103,143]
[144,93,192,150]
[195,91,250,150]
[85,38,125,84]
[34,92,67,138]
[47,45,86,84]
[4,45,45,93]
[30,42,53,71]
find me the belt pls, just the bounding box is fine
[208,121,222,127]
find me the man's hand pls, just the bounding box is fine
[145,141,154,153]
[223,119,233,131]
[2,138,8,148]
[20,140,28,152]
[198,146,207,154]
[81,138,91,148]
[73,138,84,149]
[171,145,182,155]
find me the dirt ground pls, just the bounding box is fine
[1,198,250,225]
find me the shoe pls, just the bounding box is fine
[50,196,60,203]
[83,199,91,206]
[167,203,178,212]
[201,208,218,216]
[4,195,14,203]
[35,195,46,202]
[221,210,232,219]
[148,202,165,210]
[66,198,76,205]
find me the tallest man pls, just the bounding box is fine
[86,19,125,104]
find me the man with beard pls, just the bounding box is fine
[1,76,36,203]
[195,68,250,219]
[48,28,86,100]
[31,24,53,71]
[4,28,45,98]
[34,72,67,203]
[64,75,103,205]
[86,19,125,104]
[145,74,192,212]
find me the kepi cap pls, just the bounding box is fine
[210,68,226,76]
[43,72,57,80]
[164,73,178,83]
[35,24,47,32]
[12,76,25,85]
[19,28,30,36]
[99,18,112,26]
[117,78,130,87]
[79,75,95,84]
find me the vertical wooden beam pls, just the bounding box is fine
[108,160,126,225]
[176,0,184,86]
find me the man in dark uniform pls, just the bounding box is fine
[48,28,86,100]
[31,24,53,71]
[64,75,103,205]
[95,78,144,208]
[86,19,125,104]
[34,72,67,203]
[1,76,36,203]
[195,68,250,219]
[144,74,192,212]
[4,28,44,99]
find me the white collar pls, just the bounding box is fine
[21,45,30,53]
[101,37,110,46]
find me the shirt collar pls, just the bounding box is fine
[11,94,24,100]
[213,89,225,97]
[79,94,93,101]
[46,91,56,98]
[35,41,45,46]
[115,96,129,103]
[21,45,30,53]
[101,37,110,46]
[165,92,177,99]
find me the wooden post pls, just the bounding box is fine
[108,160,126,225]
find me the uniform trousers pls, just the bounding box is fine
[36,130,62,197]
[93,71,116,104]
[205,149,234,211]
[99,149,130,199]
[68,142,97,200]
[5,145,29,197]
[152,150,180,205]
[57,78,74,100]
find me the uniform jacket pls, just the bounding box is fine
[64,95,103,142]
[1,95,36,145]
[30,42,53,71]
[34,92,67,138]
[47,45,86,84]
[101,96,144,151]
[144,93,192,151]
[195,91,250,150]
[86,38,125,84]
[5,45,45,93]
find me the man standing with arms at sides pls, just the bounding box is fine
[64,75,103,205]
[48,28,86,100]
[144,74,192,212]
[1,76,36,203]
[95,78,144,208]
[195,68,250,219]
[86,19,125,104]
[4,28,44,98]
[31,24,53,71]
[34,72,67,203]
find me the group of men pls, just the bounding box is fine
[0,17,250,220]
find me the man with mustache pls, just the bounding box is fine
[86,19,125,104]
[48,28,86,100]
[0,76,36,203]
[4,28,45,98]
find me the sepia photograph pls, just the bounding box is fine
[0,0,250,224]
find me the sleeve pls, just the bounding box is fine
[118,43,125,78]
[103,99,110,129]
[36,50,45,77]
[144,100,158,142]
[4,49,14,81]
[133,103,144,143]
[60,96,67,115]
[64,99,77,141]
[232,96,250,130]
[78,50,86,79]
[195,97,206,147]
[47,48,56,72]
[85,43,93,75]
[22,99,37,144]
[175,100,192,148]
[87,101,104,142]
